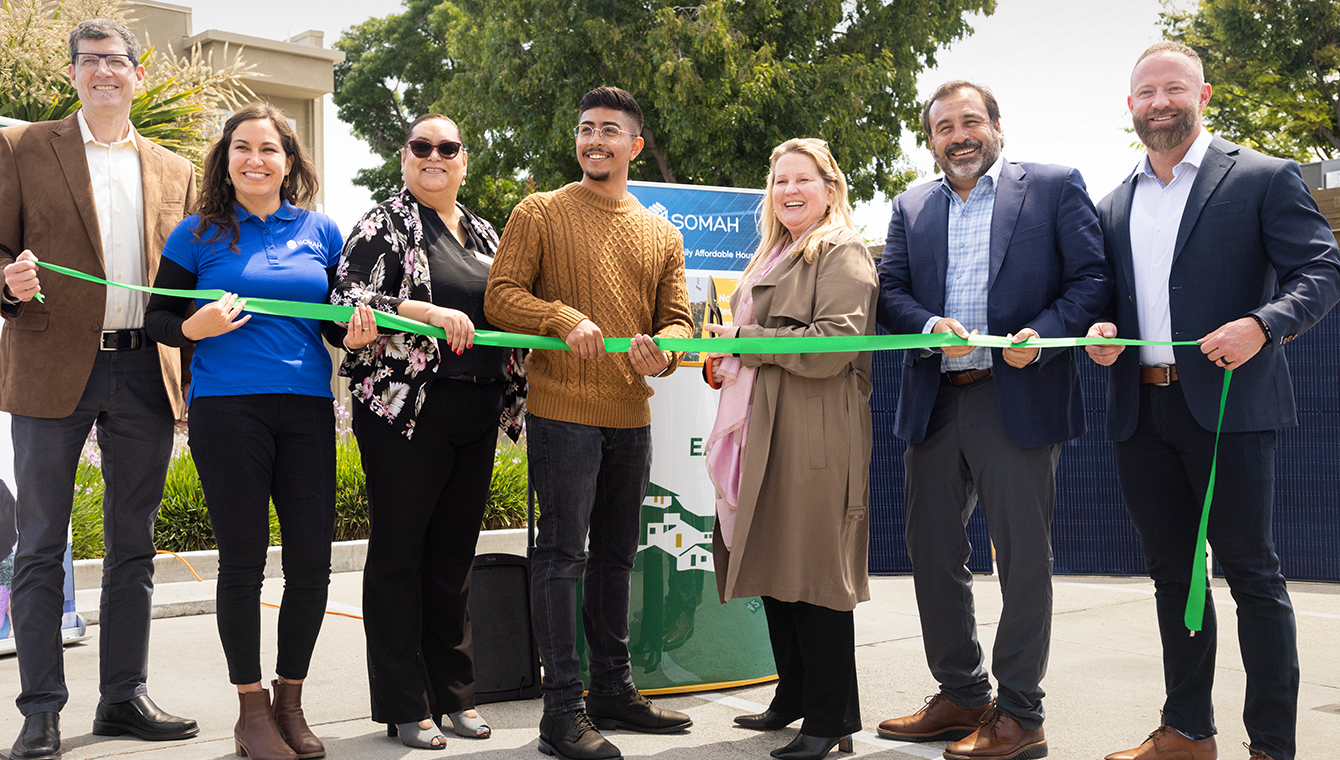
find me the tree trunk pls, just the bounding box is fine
[640,128,677,184]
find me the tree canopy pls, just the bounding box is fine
[334,0,995,227]
[1162,0,1339,162]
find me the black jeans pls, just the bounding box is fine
[355,379,503,724]
[763,597,861,738]
[1115,383,1298,760]
[10,347,173,713]
[188,394,335,685]
[526,414,651,714]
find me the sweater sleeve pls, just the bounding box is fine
[651,230,693,375]
[484,199,588,340]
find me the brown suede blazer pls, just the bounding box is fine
[0,113,197,420]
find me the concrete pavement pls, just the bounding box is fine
[3,567,1339,759]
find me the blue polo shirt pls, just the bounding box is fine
[161,202,345,401]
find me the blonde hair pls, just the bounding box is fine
[743,138,858,282]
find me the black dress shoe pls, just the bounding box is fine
[92,695,199,741]
[771,732,854,760]
[734,709,800,731]
[586,690,692,734]
[538,710,622,760]
[11,712,60,760]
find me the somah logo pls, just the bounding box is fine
[646,202,741,233]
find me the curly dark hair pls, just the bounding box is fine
[193,102,319,251]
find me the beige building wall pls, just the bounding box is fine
[125,1,344,210]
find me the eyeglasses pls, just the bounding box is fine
[406,139,463,159]
[72,52,136,72]
[574,125,637,142]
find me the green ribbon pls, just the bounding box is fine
[1184,370,1233,633]
[36,259,1227,630]
[39,261,1196,353]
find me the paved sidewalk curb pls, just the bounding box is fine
[72,529,530,623]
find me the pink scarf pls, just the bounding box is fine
[705,237,793,549]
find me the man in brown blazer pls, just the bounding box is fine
[0,19,198,760]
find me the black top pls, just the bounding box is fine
[419,203,509,381]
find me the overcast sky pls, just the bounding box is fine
[176,0,1173,237]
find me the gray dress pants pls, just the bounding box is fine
[903,376,1060,730]
[10,347,173,715]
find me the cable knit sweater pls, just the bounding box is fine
[485,182,692,428]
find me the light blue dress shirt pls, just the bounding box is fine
[923,155,1005,371]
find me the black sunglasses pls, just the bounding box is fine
[406,139,463,159]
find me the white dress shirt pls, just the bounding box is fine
[77,110,146,330]
[1129,128,1213,366]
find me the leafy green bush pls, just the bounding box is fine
[69,404,531,560]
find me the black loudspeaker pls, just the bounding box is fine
[468,552,541,704]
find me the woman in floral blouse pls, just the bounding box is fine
[330,113,522,750]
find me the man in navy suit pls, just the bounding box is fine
[1087,42,1340,760]
[876,81,1110,760]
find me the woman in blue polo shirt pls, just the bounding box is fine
[145,102,343,760]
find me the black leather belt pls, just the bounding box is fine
[942,368,993,386]
[100,329,148,351]
[445,375,503,384]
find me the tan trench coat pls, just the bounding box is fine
[713,231,878,612]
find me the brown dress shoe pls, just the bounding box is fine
[943,708,1047,760]
[1244,743,1275,760]
[271,680,324,759]
[1104,723,1217,760]
[877,693,994,742]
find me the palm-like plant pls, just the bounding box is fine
[1,0,256,164]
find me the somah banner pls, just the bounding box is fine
[573,182,775,693]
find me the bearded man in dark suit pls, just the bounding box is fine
[1087,41,1340,760]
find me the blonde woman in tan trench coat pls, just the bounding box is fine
[704,139,877,760]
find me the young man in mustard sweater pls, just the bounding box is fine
[485,86,693,760]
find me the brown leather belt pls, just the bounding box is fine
[942,368,993,386]
[1140,364,1179,385]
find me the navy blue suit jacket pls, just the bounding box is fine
[877,161,1111,448]
[1095,135,1340,439]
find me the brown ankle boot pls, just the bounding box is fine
[271,680,325,759]
[234,689,298,760]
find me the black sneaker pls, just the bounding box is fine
[586,690,693,734]
[538,710,622,760]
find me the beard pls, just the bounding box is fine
[582,165,611,182]
[1133,102,1199,152]
[934,133,1003,185]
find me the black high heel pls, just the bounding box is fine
[770,733,854,760]
[734,709,800,731]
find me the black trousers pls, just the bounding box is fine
[1115,383,1298,760]
[762,596,861,738]
[189,394,335,685]
[354,379,503,724]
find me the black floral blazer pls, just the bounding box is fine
[331,188,525,439]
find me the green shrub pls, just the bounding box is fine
[332,435,370,542]
[69,405,531,560]
[486,436,531,530]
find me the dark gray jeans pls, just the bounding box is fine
[526,414,651,715]
[10,347,173,715]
